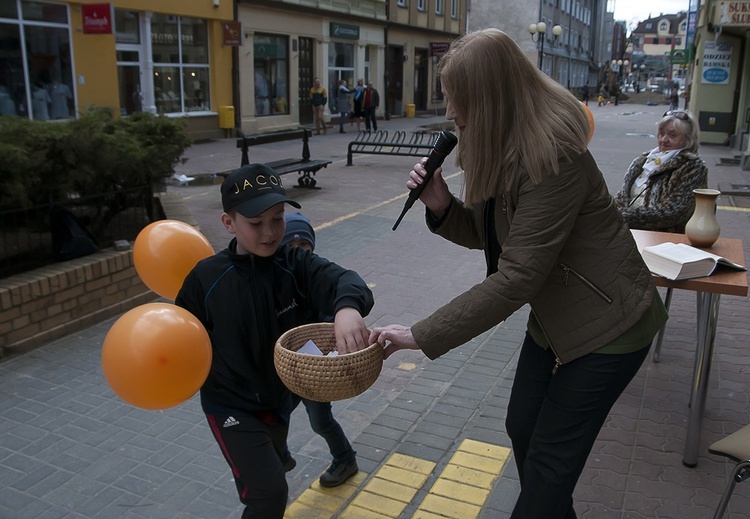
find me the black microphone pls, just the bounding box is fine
[392,130,458,231]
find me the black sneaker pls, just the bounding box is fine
[319,458,358,487]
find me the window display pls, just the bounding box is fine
[0,1,74,120]
[253,34,289,116]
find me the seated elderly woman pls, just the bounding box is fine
[614,110,708,232]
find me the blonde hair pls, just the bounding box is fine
[438,29,590,206]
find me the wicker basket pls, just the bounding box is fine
[274,323,384,402]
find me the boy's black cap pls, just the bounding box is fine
[221,163,301,217]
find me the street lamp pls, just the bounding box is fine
[529,22,562,70]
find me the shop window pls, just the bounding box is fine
[0,1,75,121]
[21,1,67,23]
[115,10,140,44]
[254,33,289,116]
[327,42,354,114]
[0,2,17,18]
[115,10,143,117]
[151,14,209,114]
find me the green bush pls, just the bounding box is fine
[0,108,191,209]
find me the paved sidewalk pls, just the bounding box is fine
[1,105,750,518]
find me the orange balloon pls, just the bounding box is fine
[102,303,212,410]
[580,102,595,143]
[134,220,214,300]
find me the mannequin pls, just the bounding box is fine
[48,78,72,119]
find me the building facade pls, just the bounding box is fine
[0,0,467,138]
[687,0,750,151]
[236,0,467,135]
[0,0,234,139]
[468,0,607,92]
[629,12,689,90]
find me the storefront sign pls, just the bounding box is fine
[223,22,242,46]
[330,23,359,40]
[716,1,750,26]
[701,41,732,84]
[430,42,450,57]
[82,3,113,35]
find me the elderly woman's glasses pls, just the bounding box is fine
[663,110,689,121]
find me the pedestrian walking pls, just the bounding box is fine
[336,79,353,134]
[310,77,328,135]
[362,82,379,132]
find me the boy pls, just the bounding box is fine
[175,164,373,518]
[281,212,359,487]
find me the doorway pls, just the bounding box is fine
[387,45,404,117]
[414,48,428,111]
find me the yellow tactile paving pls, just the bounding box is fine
[412,439,511,519]
[428,479,490,505]
[284,439,509,518]
[341,453,437,517]
[417,493,482,518]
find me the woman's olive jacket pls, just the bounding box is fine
[412,150,657,365]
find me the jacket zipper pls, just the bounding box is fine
[560,263,613,303]
[531,309,563,375]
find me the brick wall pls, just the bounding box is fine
[0,193,196,360]
[0,250,157,359]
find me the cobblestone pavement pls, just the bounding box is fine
[1,104,749,518]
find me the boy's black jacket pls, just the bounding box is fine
[175,239,374,415]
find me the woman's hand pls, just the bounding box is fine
[334,307,370,354]
[369,324,420,359]
[409,158,452,217]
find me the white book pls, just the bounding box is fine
[641,242,746,280]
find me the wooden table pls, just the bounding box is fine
[632,230,748,467]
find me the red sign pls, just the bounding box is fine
[223,22,242,46]
[82,3,113,35]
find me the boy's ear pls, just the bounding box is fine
[221,212,236,234]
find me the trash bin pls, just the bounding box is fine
[218,106,234,129]
[405,104,415,118]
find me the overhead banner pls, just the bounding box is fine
[701,41,732,84]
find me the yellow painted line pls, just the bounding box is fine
[285,440,509,518]
[412,439,511,519]
[314,171,463,231]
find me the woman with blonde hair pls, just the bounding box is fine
[370,29,666,518]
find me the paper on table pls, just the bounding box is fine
[297,339,339,356]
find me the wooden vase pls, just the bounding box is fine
[685,188,721,248]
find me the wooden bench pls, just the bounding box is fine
[235,128,331,189]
